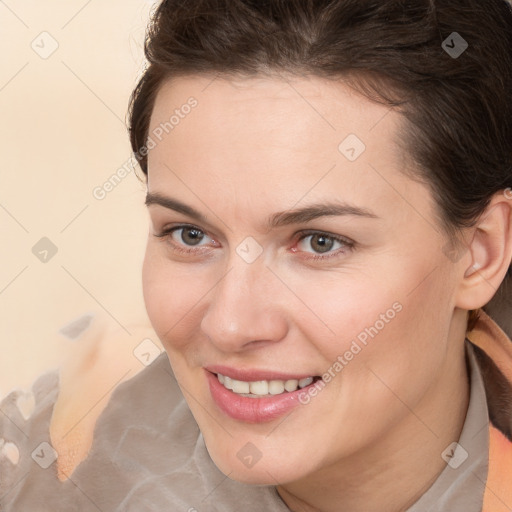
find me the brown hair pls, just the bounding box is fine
[128,0,512,336]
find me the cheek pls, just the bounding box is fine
[296,260,454,391]
[287,270,405,360]
[142,244,205,351]
[342,269,454,406]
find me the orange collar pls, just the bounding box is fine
[467,310,512,512]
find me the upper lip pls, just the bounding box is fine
[205,364,318,382]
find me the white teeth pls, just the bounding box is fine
[223,376,233,390]
[284,379,299,392]
[298,377,313,388]
[217,373,315,396]
[231,379,250,394]
[249,380,268,395]
[268,380,285,395]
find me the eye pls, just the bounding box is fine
[153,225,354,261]
[293,231,354,260]
[153,224,218,255]
[170,226,209,246]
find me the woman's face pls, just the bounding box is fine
[142,74,466,484]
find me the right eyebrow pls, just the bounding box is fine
[145,193,209,224]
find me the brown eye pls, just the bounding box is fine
[309,234,335,253]
[297,233,343,254]
[178,227,205,246]
[154,225,213,251]
[294,231,355,261]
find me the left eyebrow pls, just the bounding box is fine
[267,202,379,229]
[145,192,379,229]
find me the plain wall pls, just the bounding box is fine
[0,1,160,395]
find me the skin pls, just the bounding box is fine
[141,73,511,512]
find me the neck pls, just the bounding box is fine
[276,330,470,512]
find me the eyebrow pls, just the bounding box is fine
[145,192,379,229]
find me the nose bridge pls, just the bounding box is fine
[213,261,254,321]
[200,253,287,350]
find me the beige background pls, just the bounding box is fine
[0,1,161,396]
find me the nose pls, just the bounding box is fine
[200,257,289,352]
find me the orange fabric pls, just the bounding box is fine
[49,317,159,481]
[468,310,512,512]
[484,426,512,512]
[468,310,512,383]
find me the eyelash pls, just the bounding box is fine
[153,224,355,261]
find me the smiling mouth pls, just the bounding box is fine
[215,373,322,397]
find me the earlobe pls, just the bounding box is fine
[456,192,512,310]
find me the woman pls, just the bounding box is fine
[1,1,512,510]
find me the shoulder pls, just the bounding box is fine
[57,352,206,511]
[0,368,60,504]
[0,352,195,511]
[0,367,60,445]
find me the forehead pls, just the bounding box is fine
[148,74,404,160]
[146,74,429,226]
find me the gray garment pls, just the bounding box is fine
[0,339,488,511]
[405,340,489,512]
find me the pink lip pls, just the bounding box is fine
[205,369,319,423]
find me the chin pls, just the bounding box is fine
[205,440,311,486]
[226,468,277,485]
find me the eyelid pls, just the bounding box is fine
[155,222,210,236]
[294,229,354,246]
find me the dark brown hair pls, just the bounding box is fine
[128,0,512,335]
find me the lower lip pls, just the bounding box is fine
[206,371,316,423]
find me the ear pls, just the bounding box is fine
[455,190,512,310]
